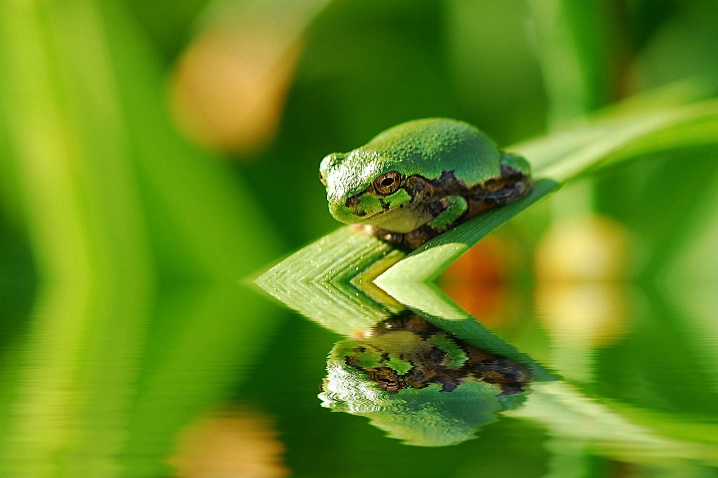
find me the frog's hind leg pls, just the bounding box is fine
[474,176,531,205]
[465,176,531,218]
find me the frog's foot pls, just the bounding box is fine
[369,227,435,251]
[427,196,468,232]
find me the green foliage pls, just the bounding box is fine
[1,0,718,476]
[0,1,281,476]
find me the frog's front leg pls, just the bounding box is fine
[372,196,469,251]
[370,196,469,250]
[427,196,468,232]
[379,196,469,250]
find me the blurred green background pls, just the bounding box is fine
[1,0,717,477]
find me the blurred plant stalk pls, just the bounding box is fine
[0,8,153,472]
[0,0,153,296]
[528,0,632,297]
[0,0,282,476]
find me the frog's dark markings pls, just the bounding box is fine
[373,164,531,250]
[344,315,531,395]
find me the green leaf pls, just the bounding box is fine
[254,227,406,335]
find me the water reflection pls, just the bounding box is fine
[255,235,562,447]
[319,314,531,446]
[170,407,289,478]
[0,284,284,478]
[1,269,717,476]
[255,233,718,472]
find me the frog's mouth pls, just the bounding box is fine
[360,206,433,233]
[332,197,433,234]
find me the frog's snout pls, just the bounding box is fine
[343,196,367,216]
[328,201,358,224]
[329,193,383,224]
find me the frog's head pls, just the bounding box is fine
[319,148,431,233]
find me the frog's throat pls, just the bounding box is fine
[354,203,435,233]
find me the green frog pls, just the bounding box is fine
[319,118,532,249]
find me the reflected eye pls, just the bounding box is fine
[373,171,402,195]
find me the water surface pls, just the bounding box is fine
[0,281,716,478]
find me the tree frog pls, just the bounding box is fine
[319,118,532,249]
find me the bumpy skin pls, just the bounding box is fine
[319,118,532,249]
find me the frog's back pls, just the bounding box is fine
[364,118,502,185]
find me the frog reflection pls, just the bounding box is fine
[319,315,532,447]
[341,315,529,394]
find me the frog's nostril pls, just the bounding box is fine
[345,196,360,208]
[344,196,367,217]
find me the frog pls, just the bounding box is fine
[319,118,532,249]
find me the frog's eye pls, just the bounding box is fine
[374,171,402,195]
